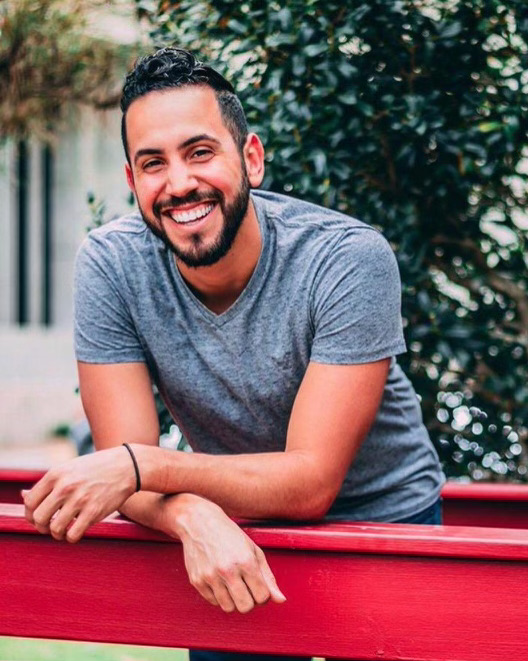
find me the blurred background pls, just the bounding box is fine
[1,0,527,483]
[0,0,143,466]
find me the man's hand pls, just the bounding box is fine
[22,446,137,543]
[161,494,286,614]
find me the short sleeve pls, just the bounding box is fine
[309,229,406,364]
[74,234,146,364]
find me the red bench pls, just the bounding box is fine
[2,469,528,660]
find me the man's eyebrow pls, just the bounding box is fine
[134,148,163,165]
[133,135,221,165]
[179,134,221,149]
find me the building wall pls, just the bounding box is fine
[0,142,15,324]
[0,106,134,447]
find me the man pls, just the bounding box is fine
[24,48,444,628]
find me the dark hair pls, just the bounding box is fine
[120,47,248,163]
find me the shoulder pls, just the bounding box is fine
[75,213,166,298]
[252,189,369,231]
[251,189,395,266]
[83,213,149,248]
[77,213,158,266]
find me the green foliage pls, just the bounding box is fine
[86,192,109,231]
[0,0,135,140]
[135,0,528,481]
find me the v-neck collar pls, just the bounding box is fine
[167,193,271,327]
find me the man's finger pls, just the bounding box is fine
[64,509,95,544]
[30,491,65,534]
[241,568,271,606]
[255,547,286,603]
[49,503,81,541]
[24,502,50,534]
[199,584,220,608]
[212,580,239,613]
[193,582,220,608]
[22,476,54,522]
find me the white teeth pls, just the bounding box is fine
[168,203,214,224]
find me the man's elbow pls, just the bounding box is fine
[288,487,337,522]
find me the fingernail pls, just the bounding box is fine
[21,489,28,498]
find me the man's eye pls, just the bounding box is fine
[191,148,213,159]
[144,159,163,170]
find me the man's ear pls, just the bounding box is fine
[125,163,136,193]
[243,133,265,188]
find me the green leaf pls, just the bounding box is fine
[227,19,248,35]
[337,91,357,105]
[438,21,463,40]
[304,43,328,58]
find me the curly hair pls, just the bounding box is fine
[120,47,248,162]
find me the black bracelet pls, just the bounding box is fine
[122,443,141,492]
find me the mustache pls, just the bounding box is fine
[154,190,224,216]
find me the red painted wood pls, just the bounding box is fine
[441,482,528,528]
[0,469,45,483]
[1,506,528,660]
[442,481,528,500]
[4,503,528,560]
[443,499,528,529]
[0,469,44,504]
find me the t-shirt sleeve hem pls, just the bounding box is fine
[75,351,147,364]
[310,341,407,365]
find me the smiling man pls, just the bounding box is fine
[24,48,444,653]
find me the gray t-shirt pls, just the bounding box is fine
[74,190,444,522]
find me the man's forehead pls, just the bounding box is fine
[127,86,223,125]
[126,86,229,151]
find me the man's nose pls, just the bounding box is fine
[165,163,198,197]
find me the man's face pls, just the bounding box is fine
[125,86,256,268]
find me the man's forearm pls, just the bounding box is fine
[118,489,205,539]
[130,445,340,521]
[118,490,166,530]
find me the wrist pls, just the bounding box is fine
[159,493,222,540]
[122,443,141,492]
[127,443,165,493]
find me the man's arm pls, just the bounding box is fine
[24,361,284,613]
[25,357,389,524]
[133,357,389,519]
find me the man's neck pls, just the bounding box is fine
[176,200,262,314]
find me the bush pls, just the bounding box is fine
[134,0,528,481]
[0,0,135,140]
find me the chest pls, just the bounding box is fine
[133,289,313,434]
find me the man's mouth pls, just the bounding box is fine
[163,202,216,225]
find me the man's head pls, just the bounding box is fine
[122,48,264,269]
[121,47,248,164]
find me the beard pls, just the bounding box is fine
[138,166,251,268]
